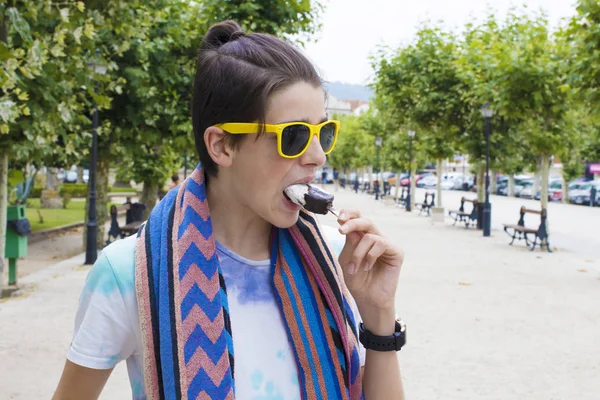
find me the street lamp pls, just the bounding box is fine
[480,102,494,237]
[85,53,107,265]
[406,130,416,212]
[375,137,382,200]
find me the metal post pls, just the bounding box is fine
[406,135,413,212]
[375,146,381,200]
[184,149,188,180]
[8,258,16,285]
[85,99,99,265]
[483,117,492,237]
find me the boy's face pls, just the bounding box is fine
[228,81,328,228]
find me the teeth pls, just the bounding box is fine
[284,184,309,206]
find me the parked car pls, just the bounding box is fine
[569,180,600,205]
[417,174,437,189]
[400,174,425,187]
[63,170,78,183]
[519,181,535,199]
[534,180,562,201]
[514,179,533,197]
[387,173,407,187]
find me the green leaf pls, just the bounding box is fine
[7,7,32,42]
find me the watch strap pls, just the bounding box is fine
[359,320,406,352]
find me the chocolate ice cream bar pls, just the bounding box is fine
[284,184,335,215]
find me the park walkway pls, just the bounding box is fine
[1,187,599,399]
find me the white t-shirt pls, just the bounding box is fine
[67,225,365,399]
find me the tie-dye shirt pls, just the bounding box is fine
[67,224,365,399]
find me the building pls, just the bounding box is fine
[325,94,352,116]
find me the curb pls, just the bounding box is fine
[28,210,128,244]
[1,252,86,299]
[18,252,86,287]
[29,222,85,243]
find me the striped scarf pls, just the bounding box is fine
[135,164,363,399]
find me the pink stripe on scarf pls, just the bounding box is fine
[135,227,161,400]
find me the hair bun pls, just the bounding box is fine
[201,20,245,50]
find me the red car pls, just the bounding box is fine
[400,174,424,187]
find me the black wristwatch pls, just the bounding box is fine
[359,318,406,352]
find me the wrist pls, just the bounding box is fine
[358,306,397,336]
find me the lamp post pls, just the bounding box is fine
[480,103,494,237]
[407,130,416,212]
[184,149,188,180]
[85,55,107,265]
[375,137,382,200]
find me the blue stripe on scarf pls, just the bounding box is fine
[148,189,179,398]
[283,230,344,400]
[279,229,338,400]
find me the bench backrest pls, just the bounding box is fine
[110,204,131,216]
[424,192,435,206]
[517,206,548,233]
[459,197,477,212]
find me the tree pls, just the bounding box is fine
[372,25,465,207]
[81,0,327,248]
[491,11,570,210]
[1,1,93,290]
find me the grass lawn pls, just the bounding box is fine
[25,199,117,232]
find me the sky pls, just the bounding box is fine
[303,0,578,85]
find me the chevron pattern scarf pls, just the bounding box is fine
[135,164,363,399]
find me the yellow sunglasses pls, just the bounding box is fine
[216,120,340,159]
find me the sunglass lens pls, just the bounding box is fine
[281,125,310,156]
[319,123,337,152]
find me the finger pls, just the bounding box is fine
[348,233,379,274]
[337,209,361,224]
[338,231,363,266]
[363,239,388,271]
[339,217,382,236]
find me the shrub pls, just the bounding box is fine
[62,192,72,209]
[60,183,88,198]
[30,187,43,198]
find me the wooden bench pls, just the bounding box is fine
[503,207,552,252]
[448,197,478,228]
[416,192,435,216]
[106,202,147,245]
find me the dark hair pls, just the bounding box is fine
[171,174,179,182]
[192,20,323,178]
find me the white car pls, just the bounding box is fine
[417,174,438,188]
[441,179,455,190]
[514,179,534,197]
[568,181,600,205]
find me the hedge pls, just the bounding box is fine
[29,184,138,198]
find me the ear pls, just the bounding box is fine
[204,126,234,168]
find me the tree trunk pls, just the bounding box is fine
[0,152,8,293]
[540,155,550,210]
[533,156,542,197]
[436,158,443,207]
[367,166,373,188]
[562,175,569,204]
[394,170,401,200]
[77,167,84,184]
[46,168,59,190]
[508,175,516,197]
[477,164,485,203]
[490,170,497,195]
[410,163,417,210]
[83,155,110,251]
[141,181,159,219]
[96,157,109,249]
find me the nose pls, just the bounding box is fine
[300,134,326,167]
